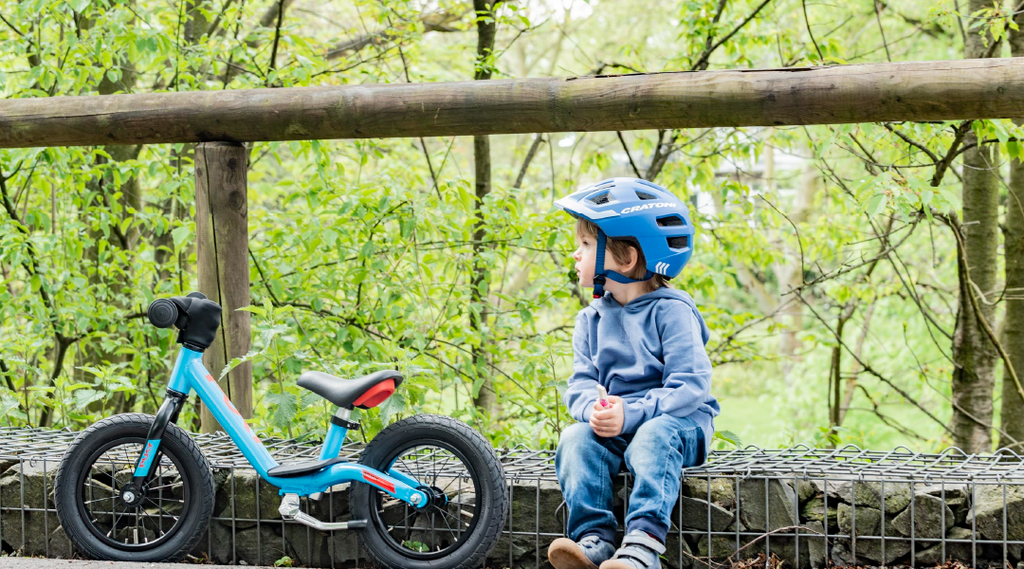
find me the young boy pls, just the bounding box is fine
[547,178,720,569]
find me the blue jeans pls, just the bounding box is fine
[555,415,705,544]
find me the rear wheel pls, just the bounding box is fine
[351,414,507,569]
[54,413,214,561]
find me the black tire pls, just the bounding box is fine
[54,413,214,562]
[351,414,508,569]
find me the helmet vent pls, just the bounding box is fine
[635,191,657,200]
[667,236,689,249]
[587,191,612,205]
[657,215,685,227]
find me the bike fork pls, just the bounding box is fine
[131,389,188,487]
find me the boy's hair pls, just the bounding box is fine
[576,218,672,293]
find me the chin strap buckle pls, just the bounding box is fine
[592,274,606,299]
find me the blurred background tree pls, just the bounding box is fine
[2,0,1022,453]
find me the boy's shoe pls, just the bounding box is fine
[599,529,666,569]
[548,533,617,569]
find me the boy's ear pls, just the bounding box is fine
[626,246,639,272]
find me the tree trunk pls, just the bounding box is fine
[951,0,1001,453]
[195,142,253,432]
[1000,7,1024,449]
[470,0,498,419]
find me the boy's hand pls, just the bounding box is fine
[590,395,625,438]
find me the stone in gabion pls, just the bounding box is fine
[204,518,291,565]
[682,476,735,509]
[967,483,1024,543]
[837,503,900,537]
[46,525,74,558]
[307,483,351,521]
[763,520,827,569]
[830,535,910,566]
[663,533,695,569]
[0,461,64,556]
[891,492,955,539]
[800,495,838,534]
[0,460,57,509]
[676,495,737,532]
[914,526,975,566]
[695,520,826,569]
[738,477,797,532]
[828,480,912,513]
[284,520,331,567]
[508,479,564,534]
[492,534,549,569]
[485,479,562,569]
[327,527,362,567]
[918,482,971,524]
[797,479,817,505]
[213,468,281,528]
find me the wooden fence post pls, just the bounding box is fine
[195,141,254,432]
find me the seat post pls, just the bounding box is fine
[318,407,359,461]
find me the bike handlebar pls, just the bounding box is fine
[146,292,220,351]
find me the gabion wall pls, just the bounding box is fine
[4,427,1024,569]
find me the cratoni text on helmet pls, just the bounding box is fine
[619,202,677,214]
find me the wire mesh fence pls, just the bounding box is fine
[4,426,1024,568]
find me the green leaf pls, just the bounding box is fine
[73,389,104,409]
[67,0,92,12]
[713,429,742,447]
[378,390,407,425]
[266,391,298,430]
[865,194,886,217]
[172,225,191,248]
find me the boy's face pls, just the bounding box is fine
[572,232,597,288]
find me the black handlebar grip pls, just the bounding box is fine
[147,298,179,329]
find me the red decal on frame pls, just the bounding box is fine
[363,471,396,494]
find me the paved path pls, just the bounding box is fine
[0,559,282,569]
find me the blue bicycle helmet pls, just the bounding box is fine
[554,177,695,299]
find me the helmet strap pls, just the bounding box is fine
[593,230,608,299]
[592,229,655,299]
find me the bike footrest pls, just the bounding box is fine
[267,457,347,478]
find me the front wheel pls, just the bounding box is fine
[54,413,214,561]
[351,414,508,569]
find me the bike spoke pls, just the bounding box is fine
[145,481,182,492]
[79,438,189,551]
[374,439,484,559]
[144,497,180,521]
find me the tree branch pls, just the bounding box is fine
[616,131,642,178]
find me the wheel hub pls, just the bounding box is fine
[426,485,448,509]
[119,483,145,507]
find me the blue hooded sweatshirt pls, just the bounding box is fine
[564,286,720,458]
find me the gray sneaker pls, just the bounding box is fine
[548,533,617,569]
[599,529,666,569]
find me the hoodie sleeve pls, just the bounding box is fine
[563,311,601,424]
[621,302,712,435]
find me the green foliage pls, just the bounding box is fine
[0,0,1009,454]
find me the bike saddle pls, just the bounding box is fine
[297,369,404,409]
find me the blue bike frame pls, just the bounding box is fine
[133,347,428,507]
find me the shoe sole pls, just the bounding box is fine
[600,560,649,569]
[548,537,601,569]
